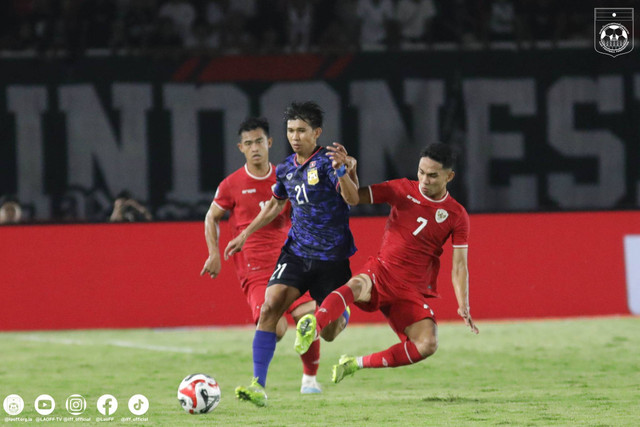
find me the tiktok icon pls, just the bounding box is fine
[128,394,149,416]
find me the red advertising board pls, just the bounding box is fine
[1,211,637,331]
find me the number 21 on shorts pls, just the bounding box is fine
[270,263,288,281]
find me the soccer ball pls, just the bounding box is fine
[177,373,221,414]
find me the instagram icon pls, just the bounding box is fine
[66,395,86,415]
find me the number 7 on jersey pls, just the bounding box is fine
[412,217,428,236]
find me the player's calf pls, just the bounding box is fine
[315,286,355,331]
[361,339,427,368]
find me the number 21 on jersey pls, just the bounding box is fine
[294,184,309,205]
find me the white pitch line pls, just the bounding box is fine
[108,340,207,354]
[14,335,206,354]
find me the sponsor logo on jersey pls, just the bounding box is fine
[242,188,257,194]
[435,209,448,223]
[307,168,319,185]
[407,194,421,204]
[286,173,293,180]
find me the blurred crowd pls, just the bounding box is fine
[0,0,618,57]
[0,192,154,224]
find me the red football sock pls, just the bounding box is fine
[316,286,354,331]
[300,337,320,376]
[362,340,424,368]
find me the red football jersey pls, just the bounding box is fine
[213,164,290,280]
[369,178,469,297]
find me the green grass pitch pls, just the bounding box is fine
[1,316,639,426]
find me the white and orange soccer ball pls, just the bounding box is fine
[177,373,221,414]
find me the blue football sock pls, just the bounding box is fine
[252,330,277,388]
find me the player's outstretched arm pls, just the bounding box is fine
[223,196,286,260]
[201,202,226,279]
[452,247,479,334]
[326,142,359,206]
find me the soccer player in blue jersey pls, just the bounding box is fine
[224,101,360,406]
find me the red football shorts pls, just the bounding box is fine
[354,257,437,341]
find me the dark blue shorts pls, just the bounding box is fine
[267,248,352,304]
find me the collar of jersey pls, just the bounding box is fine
[293,145,323,167]
[419,188,449,203]
[244,163,273,180]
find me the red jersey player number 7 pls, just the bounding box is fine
[294,143,479,385]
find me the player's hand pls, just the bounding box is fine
[326,142,348,169]
[224,234,246,260]
[345,156,357,172]
[458,306,479,334]
[200,255,221,279]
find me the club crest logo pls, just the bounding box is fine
[307,168,319,185]
[594,8,634,57]
[435,209,448,223]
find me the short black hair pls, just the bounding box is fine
[283,101,323,129]
[420,143,457,169]
[238,117,270,137]
[0,194,19,206]
[116,190,133,200]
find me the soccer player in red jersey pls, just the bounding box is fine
[295,143,479,383]
[200,117,321,394]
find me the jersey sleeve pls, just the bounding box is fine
[369,180,401,205]
[451,207,470,248]
[213,178,234,211]
[272,165,288,200]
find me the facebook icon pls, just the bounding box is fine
[97,394,118,416]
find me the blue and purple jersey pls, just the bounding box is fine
[272,146,356,261]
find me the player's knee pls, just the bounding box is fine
[415,335,438,358]
[258,299,283,329]
[350,275,372,302]
[259,300,277,318]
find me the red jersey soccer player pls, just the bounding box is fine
[201,117,321,394]
[295,143,479,383]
